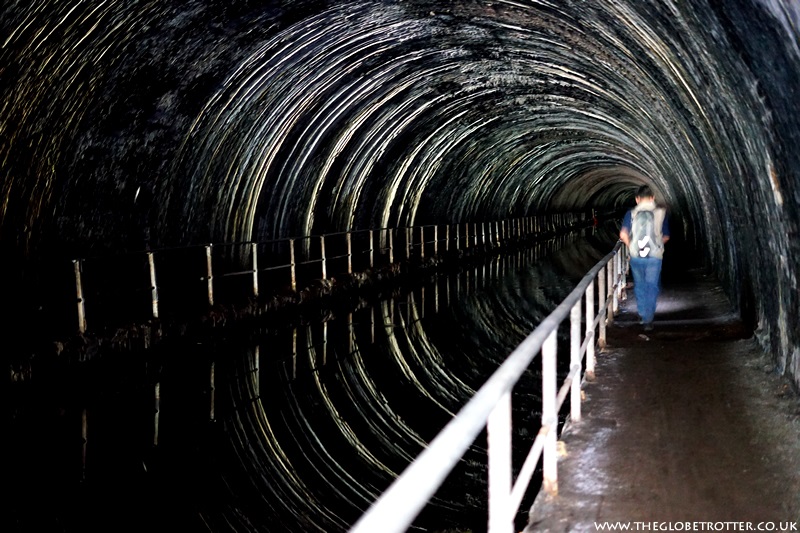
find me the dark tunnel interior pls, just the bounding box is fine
[1,2,799,381]
[3,2,800,532]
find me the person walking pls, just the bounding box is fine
[619,185,670,331]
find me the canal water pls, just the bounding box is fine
[5,226,618,533]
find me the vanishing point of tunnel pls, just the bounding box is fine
[1,1,799,532]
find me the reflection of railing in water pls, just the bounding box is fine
[51,230,619,531]
[350,241,628,533]
[66,213,589,335]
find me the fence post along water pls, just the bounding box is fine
[349,241,627,533]
[64,214,597,334]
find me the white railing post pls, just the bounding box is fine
[487,391,513,533]
[606,259,614,327]
[434,225,439,256]
[420,226,425,260]
[570,301,582,422]
[612,252,619,312]
[598,265,607,348]
[585,279,596,381]
[388,229,394,264]
[542,330,558,496]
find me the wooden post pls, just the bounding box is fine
[73,259,87,333]
[289,238,297,291]
[205,244,214,306]
[148,252,159,319]
[320,235,327,280]
[346,231,352,274]
[252,242,259,298]
[369,229,374,268]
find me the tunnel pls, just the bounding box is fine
[1,0,799,531]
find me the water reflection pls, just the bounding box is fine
[6,227,617,533]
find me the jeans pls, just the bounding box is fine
[628,257,663,324]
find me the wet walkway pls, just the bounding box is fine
[525,265,800,531]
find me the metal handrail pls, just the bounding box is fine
[349,241,627,533]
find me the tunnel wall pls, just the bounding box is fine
[1,1,799,385]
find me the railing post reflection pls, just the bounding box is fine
[434,278,439,314]
[320,235,327,280]
[388,228,394,264]
[81,407,88,481]
[348,313,354,355]
[209,361,216,422]
[154,381,161,446]
[254,345,260,393]
[323,321,328,366]
[292,328,297,379]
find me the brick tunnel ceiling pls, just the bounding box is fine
[1,2,799,340]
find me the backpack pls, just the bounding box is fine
[630,208,663,258]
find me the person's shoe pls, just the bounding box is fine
[643,323,654,332]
